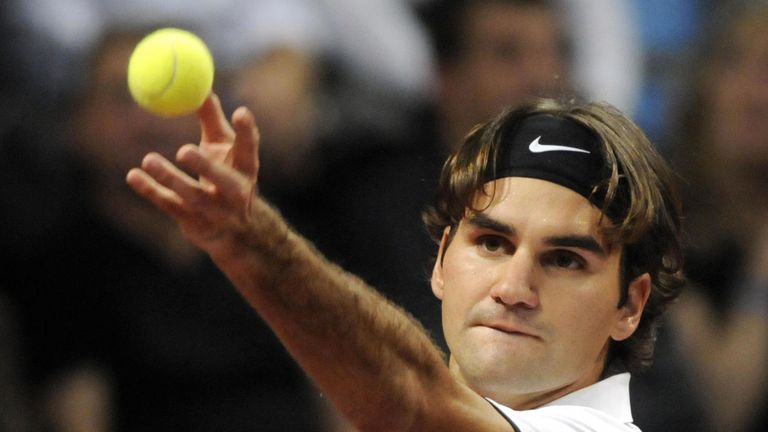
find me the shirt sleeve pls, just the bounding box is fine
[487,399,642,432]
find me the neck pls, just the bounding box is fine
[451,347,607,410]
[507,364,603,410]
[494,363,603,410]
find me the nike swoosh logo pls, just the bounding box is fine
[528,136,590,154]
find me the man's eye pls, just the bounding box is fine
[478,235,506,253]
[547,251,585,270]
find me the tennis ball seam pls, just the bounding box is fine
[154,41,179,100]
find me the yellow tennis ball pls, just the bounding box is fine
[127,28,214,117]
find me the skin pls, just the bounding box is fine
[432,178,650,409]
[126,94,650,430]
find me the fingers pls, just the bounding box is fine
[198,93,235,143]
[130,96,257,218]
[143,151,212,204]
[176,144,252,208]
[126,164,188,219]
[127,150,224,220]
[231,106,260,179]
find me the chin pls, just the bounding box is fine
[460,350,547,386]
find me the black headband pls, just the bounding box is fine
[486,114,607,201]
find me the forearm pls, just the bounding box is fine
[126,99,477,431]
[210,197,449,431]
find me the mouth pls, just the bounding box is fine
[480,322,540,339]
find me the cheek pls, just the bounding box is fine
[442,250,498,297]
[440,267,475,319]
[439,254,491,327]
[544,285,619,349]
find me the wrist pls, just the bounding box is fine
[207,197,297,284]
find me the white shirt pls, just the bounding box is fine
[487,373,640,432]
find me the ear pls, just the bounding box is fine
[611,273,651,342]
[431,226,452,300]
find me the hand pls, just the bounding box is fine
[126,93,261,258]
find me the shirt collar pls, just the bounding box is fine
[542,372,634,423]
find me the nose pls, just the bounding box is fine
[489,249,540,309]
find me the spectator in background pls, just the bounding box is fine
[423,0,570,152]
[668,3,768,431]
[423,0,643,150]
[5,28,328,432]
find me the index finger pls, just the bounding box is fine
[197,93,235,143]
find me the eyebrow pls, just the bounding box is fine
[466,213,515,235]
[544,235,607,257]
[466,213,607,257]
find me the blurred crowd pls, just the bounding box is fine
[0,0,766,431]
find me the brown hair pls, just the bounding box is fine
[423,98,685,374]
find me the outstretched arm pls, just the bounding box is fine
[126,94,508,432]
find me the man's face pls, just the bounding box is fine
[439,3,566,141]
[431,177,645,407]
[707,19,768,172]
